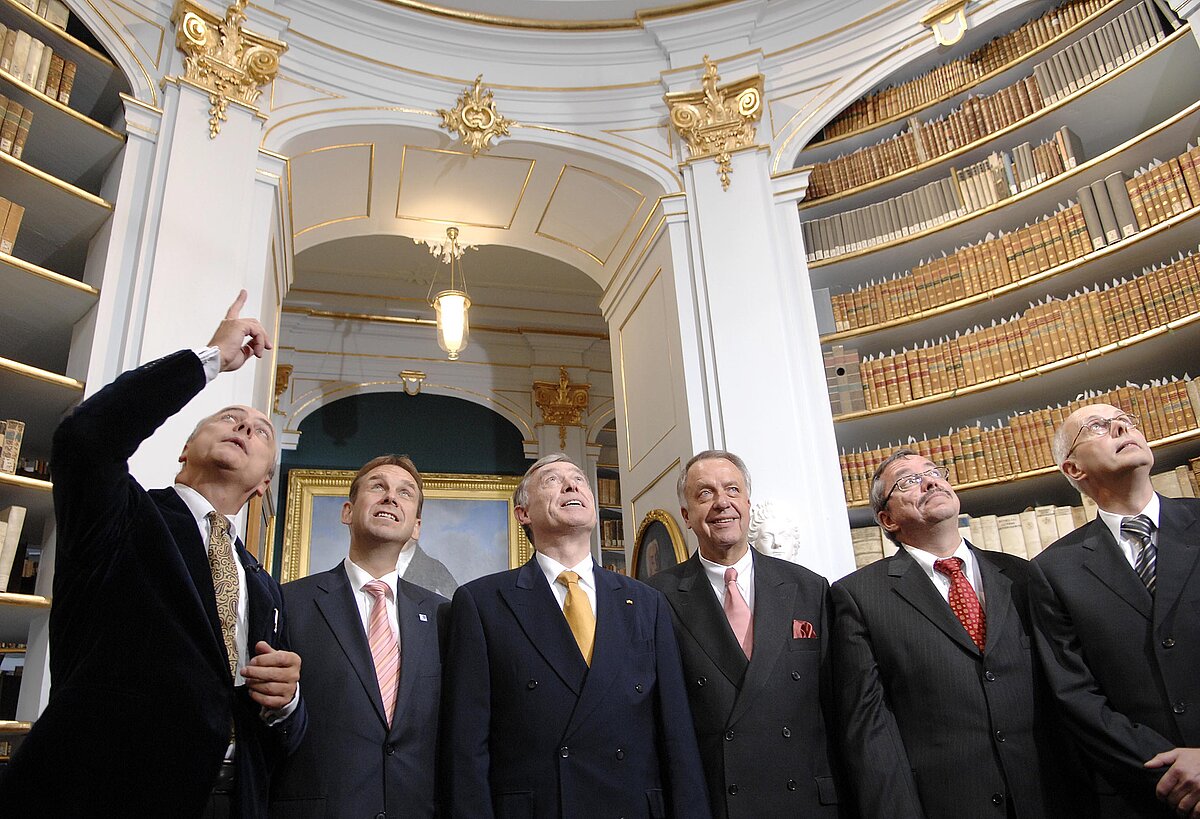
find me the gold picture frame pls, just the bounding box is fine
[280,468,531,584]
[631,509,688,580]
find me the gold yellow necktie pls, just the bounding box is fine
[556,570,595,665]
[206,511,240,680]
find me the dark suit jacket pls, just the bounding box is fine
[271,564,448,818]
[646,550,841,818]
[1029,495,1200,818]
[439,558,712,819]
[404,543,459,599]
[831,544,1087,819]
[0,350,306,818]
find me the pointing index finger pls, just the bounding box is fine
[225,289,248,320]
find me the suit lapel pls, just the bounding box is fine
[889,547,979,656]
[392,579,437,736]
[974,547,1012,654]
[729,552,793,726]
[1080,518,1153,620]
[565,567,627,738]
[314,565,390,726]
[236,541,275,649]
[662,553,748,687]
[1153,497,1199,629]
[498,559,586,695]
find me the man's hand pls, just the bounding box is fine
[207,290,272,373]
[241,640,300,710]
[1146,747,1200,816]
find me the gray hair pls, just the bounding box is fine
[869,448,918,546]
[513,453,579,544]
[677,450,752,507]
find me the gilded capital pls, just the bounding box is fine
[533,367,590,450]
[665,56,764,190]
[273,364,292,414]
[438,75,513,156]
[171,0,287,138]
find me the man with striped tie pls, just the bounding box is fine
[1031,405,1200,818]
[272,455,448,818]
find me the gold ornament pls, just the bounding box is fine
[533,367,590,449]
[438,75,512,156]
[666,56,763,190]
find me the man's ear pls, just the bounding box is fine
[877,509,900,539]
[411,518,422,539]
[178,443,188,464]
[680,505,693,532]
[341,500,354,525]
[514,505,532,526]
[1061,458,1086,483]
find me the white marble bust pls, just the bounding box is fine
[748,500,805,565]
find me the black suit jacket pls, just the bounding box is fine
[831,544,1087,819]
[271,564,448,817]
[646,550,841,818]
[0,350,306,818]
[438,558,712,819]
[1029,495,1200,818]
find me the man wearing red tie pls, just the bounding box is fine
[646,450,844,818]
[1030,405,1200,818]
[831,449,1089,819]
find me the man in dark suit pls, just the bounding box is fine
[439,453,711,819]
[271,454,447,817]
[831,448,1087,819]
[0,291,306,818]
[645,450,842,817]
[1030,404,1200,817]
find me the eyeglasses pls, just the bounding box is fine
[882,466,950,508]
[1064,413,1140,459]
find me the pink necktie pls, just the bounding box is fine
[364,580,400,726]
[724,567,753,658]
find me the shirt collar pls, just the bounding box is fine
[343,556,400,600]
[535,551,595,591]
[1097,492,1161,544]
[902,538,973,575]
[173,483,239,543]
[697,545,754,588]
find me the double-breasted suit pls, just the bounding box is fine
[1029,495,1200,817]
[831,543,1086,819]
[439,558,711,819]
[646,550,842,818]
[271,564,449,818]
[0,350,306,818]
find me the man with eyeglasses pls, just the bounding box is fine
[1029,404,1200,818]
[831,449,1089,819]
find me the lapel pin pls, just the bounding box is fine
[419,613,428,622]
[626,599,634,605]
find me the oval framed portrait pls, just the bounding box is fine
[632,509,688,580]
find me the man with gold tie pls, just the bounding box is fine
[439,453,711,819]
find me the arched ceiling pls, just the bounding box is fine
[374,0,738,29]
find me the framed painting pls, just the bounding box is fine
[631,509,688,580]
[280,469,532,586]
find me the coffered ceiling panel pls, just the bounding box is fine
[396,146,535,229]
[536,165,645,265]
[290,144,374,236]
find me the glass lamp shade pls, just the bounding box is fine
[433,289,471,360]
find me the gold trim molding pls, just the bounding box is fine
[534,367,590,449]
[437,75,512,156]
[172,0,288,137]
[666,56,763,190]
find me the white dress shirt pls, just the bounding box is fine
[1097,492,1161,569]
[536,552,598,618]
[698,547,755,612]
[902,538,985,606]
[343,557,402,647]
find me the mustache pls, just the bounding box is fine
[918,487,953,505]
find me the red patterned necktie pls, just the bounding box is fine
[934,557,986,651]
[723,567,753,658]
[364,580,400,726]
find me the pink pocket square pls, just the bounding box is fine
[793,619,816,639]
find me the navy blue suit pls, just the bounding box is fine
[439,558,711,819]
[271,565,448,818]
[0,351,306,818]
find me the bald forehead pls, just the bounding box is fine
[1066,403,1122,431]
[884,455,935,481]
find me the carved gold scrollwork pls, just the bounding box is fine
[665,56,764,190]
[533,367,590,450]
[172,0,287,138]
[438,75,513,156]
[273,364,292,414]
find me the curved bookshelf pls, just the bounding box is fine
[833,311,1200,443]
[0,251,98,370]
[804,0,1125,155]
[801,24,1196,217]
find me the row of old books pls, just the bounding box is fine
[597,476,621,506]
[0,95,31,160]
[0,505,27,594]
[825,141,1200,331]
[839,376,1200,504]
[849,246,1200,413]
[817,0,1110,141]
[0,420,23,475]
[0,23,78,107]
[0,197,24,255]
[1032,0,1170,104]
[599,519,624,552]
[12,0,70,31]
